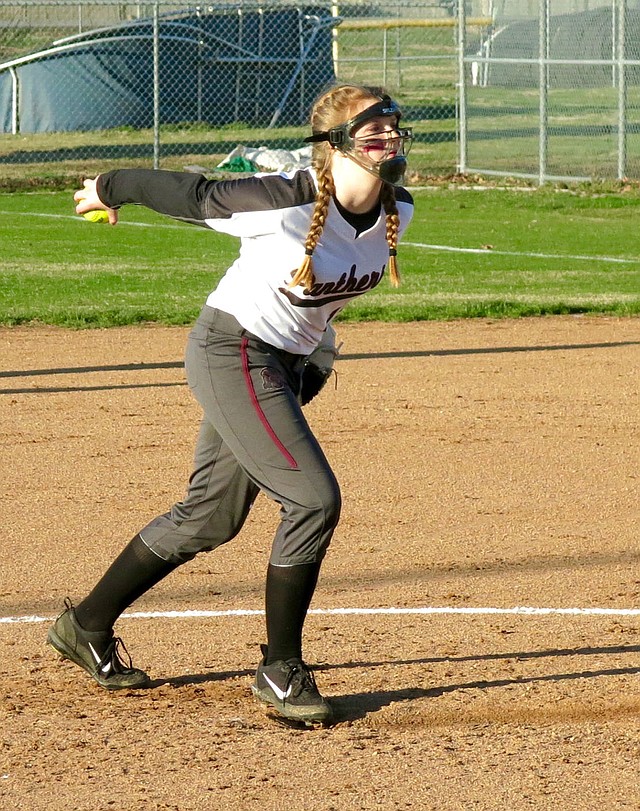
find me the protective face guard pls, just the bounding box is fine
[305,96,413,185]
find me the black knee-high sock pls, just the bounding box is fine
[264,561,321,664]
[74,534,178,633]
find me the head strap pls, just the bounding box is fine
[305,95,402,145]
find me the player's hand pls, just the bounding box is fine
[74,176,119,225]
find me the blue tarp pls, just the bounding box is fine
[0,71,12,132]
[0,7,336,133]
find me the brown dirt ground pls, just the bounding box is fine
[0,316,639,811]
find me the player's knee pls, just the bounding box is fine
[139,508,247,564]
[316,476,342,532]
[271,479,341,565]
[304,479,342,555]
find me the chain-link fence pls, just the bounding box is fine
[0,0,463,185]
[459,0,640,182]
[3,0,638,185]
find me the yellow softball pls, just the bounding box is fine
[82,210,110,224]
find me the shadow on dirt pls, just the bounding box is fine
[313,642,640,672]
[3,340,640,395]
[145,667,255,689]
[140,642,640,725]
[324,642,640,721]
[329,662,640,722]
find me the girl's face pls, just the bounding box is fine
[326,95,412,186]
[350,113,402,164]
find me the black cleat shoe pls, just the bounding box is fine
[47,598,149,690]
[251,644,332,725]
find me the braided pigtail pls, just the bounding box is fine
[289,169,335,290]
[380,181,401,287]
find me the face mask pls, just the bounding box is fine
[305,96,413,185]
[351,132,411,184]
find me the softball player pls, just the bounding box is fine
[48,83,414,725]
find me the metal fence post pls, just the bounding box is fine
[612,0,617,87]
[457,0,467,174]
[383,27,388,87]
[9,66,17,135]
[331,2,339,76]
[538,0,549,185]
[617,0,627,179]
[153,1,160,170]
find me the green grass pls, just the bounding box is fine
[1,185,639,327]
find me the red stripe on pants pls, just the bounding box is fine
[240,337,298,470]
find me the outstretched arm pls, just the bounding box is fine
[74,168,317,234]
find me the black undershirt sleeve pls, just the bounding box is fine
[96,168,316,226]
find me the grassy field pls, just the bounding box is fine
[1,184,639,327]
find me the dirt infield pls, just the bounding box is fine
[1,316,639,811]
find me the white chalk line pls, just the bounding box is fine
[403,240,640,265]
[2,605,639,625]
[1,210,187,229]
[4,210,639,265]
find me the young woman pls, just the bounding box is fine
[48,83,414,725]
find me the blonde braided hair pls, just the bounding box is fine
[380,181,401,287]
[289,83,403,291]
[288,166,335,290]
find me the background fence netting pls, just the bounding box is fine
[0,0,462,184]
[1,0,639,185]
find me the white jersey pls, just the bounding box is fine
[98,167,414,354]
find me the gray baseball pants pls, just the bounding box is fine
[138,306,341,566]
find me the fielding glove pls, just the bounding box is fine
[300,324,341,405]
